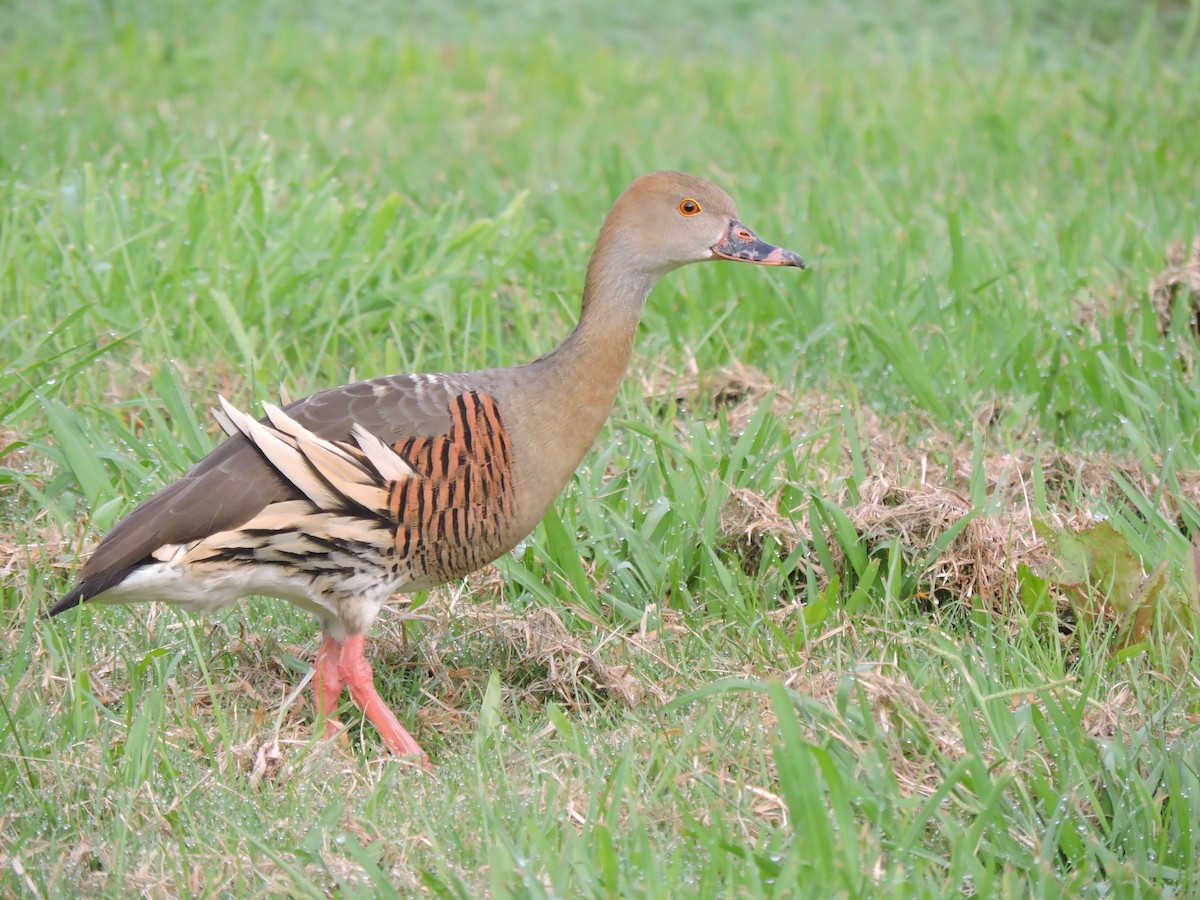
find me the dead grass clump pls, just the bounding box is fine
[713,451,1193,624]
[1038,448,1200,518]
[419,600,650,712]
[718,486,810,577]
[247,739,285,786]
[640,359,800,432]
[717,475,1045,608]
[0,428,47,492]
[0,517,88,598]
[1151,236,1200,339]
[844,476,1022,604]
[777,664,964,798]
[848,668,966,795]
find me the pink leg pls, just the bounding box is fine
[337,633,428,764]
[314,635,344,738]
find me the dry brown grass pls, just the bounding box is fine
[1151,236,1200,340]
[783,663,967,798]
[643,360,1200,627]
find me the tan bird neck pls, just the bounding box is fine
[499,237,663,533]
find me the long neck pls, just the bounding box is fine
[538,237,659,451]
[553,244,659,408]
[503,234,662,529]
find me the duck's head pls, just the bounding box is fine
[599,170,805,277]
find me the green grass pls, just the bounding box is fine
[4,0,1200,895]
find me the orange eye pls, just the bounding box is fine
[678,198,701,216]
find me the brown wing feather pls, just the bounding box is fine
[53,374,469,611]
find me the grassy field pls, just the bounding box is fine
[3,0,1200,895]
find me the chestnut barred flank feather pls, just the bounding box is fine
[204,391,517,587]
[389,392,517,582]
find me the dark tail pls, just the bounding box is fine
[45,570,128,618]
[46,586,87,618]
